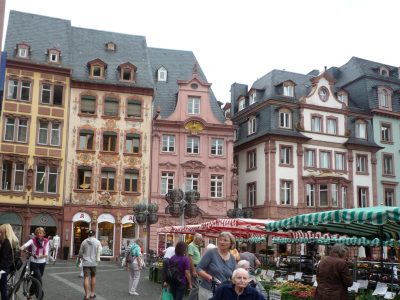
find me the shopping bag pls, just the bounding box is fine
[161,287,173,300]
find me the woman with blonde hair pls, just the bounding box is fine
[0,224,19,300]
[197,232,237,300]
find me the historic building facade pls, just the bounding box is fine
[149,48,235,253]
[0,11,71,242]
[231,67,380,220]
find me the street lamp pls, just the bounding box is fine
[165,188,201,225]
[133,202,159,253]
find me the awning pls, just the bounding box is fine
[266,206,400,240]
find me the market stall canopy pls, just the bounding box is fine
[266,206,400,240]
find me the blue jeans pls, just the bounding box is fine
[0,272,8,300]
[170,284,186,300]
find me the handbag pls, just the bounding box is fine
[161,287,173,300]
[136,255,145,270]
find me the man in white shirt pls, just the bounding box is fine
[163,242,175,259]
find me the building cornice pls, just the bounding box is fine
[71,80,154,96]
[7,59,72,76]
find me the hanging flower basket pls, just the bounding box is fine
[148,213,158,224]
[168,203,182,217]
[133,203,147,214]
[185,190,200,203]
[148,203,159,213]
[135,213,147,224]
[185,203,200,218]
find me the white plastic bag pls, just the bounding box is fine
[121,257,126,267]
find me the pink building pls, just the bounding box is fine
[148,49,235,253]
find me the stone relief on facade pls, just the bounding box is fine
[159,162,177,169]
[72,127,76,148]
[159,217,176,227]
[78,153,94,164]
[124,156,139,166]
[74,193,92,204]
[208,164,226,171]
[99,154,119,165]
[181,160,206,170]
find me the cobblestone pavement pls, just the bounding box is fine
[38,259,178,300]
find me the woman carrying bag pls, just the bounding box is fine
[0,224,19,300]
[126,239,142,296]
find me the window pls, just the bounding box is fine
[187,97,200,114]
[79,130,94,150]
[356,155,368,173]
[121,68,133,81]
[238,98,245,111]
[40,83,63,105]
[124,169,139,192]
[248,116,256,135]
[380,67,389,77]
[280,181,292,205]
[161,172,174,195]
[249,92,256,105]
[306,184,315,207]
[162,135,175,152]
[187,137,199,154]
[104,98,119,117]
[383,154,394,176]
[233,129,238,141]
[304,149,315,168]
[326,118,337,134]
[279,110,291,128]
[77,166,92,190]
[18,47,28,58]
[35,165,58,194]
[101,168,115,191]
[357,187,368,207]
[247,182,256,206]
[102,132,117,152]
[331,184,338,207]
[319,151,331,169]
[7,78,31,101]
[1,161,25,191]
[384,188,395,206]
[341,187,347,208]
[247,150,256,170]
[335,153,345,171]
[378,88,391,109]
[355,121,367,139]
[126,100,141,118]
[185,173,199,191]
[337,92,348,103]
[381,123,392,142]
[279,146,292,166]
[38,121,61,146]
[48,50,59,63]
[211,138,224,156]
[210,175,223,198]
[4,117,28,143]
[80,96,96,115]
[126,133,140,154]
[319,184,328,206]
[311,116,322,132]
[158,67,167,82]
[283,84,294,97]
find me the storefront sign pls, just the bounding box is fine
[121,215,135,224]
[72,212,91,223]
[98,213,115,224]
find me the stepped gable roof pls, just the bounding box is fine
[5,10,72,67]
[148,47,225,122]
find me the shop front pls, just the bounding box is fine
[120,214,137,252]
[72,212,91,255]
[97,213,115,257]
[31,213,57,237]
[0,212,23,242]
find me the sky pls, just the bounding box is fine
[2,0,400,103]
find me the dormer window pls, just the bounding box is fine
[158,67,167,82]
[377,86,392,110]
[118,63,136,82]
[337,91,348,104]
[105,42,116,51]
[238,97,245,111]
[249,92,256,105]
[380,66,390,77]
[16,42,30,59]
[88,59,107,79]
[47,48,61,63]
[283,81,295,97]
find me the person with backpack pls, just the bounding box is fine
[163,241,192,300]
[20,227,49,299]
[126,239,142,296]
[0,224,19,300]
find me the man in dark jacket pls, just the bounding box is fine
[315,243,353,300]
[211,268,265,300]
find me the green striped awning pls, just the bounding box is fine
[266,206,400,240]
[271,236,392,246]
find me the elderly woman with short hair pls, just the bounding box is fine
[210,268,265,300]
[315,243,353,300]
[197,232,237,300]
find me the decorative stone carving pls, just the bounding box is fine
[78,153,94,164]
[181,160,206,170]
[208,164,226,171]
[159,162,177,169]
[124,156,139,166]
[99,154,119,165]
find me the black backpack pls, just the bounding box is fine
[165,258,182,286]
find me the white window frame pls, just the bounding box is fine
[1,161,25,191]
[161,172,174,195]
[311,116,322,132]
[319,151,331,169]
[358,187,368,207]
[162,135,175,152]
[279,146,291,165]
[238,99,245,111]
[186,136,200,154]
[185,173,199,191]
[249,93,256,105]
[356,155,367,173]
[211,138,224,156]
[158,67,167,82]
[335,153,345,171]
[247,183,256,206]
[35,165,58,194]
[248,117,256,135]
[210,175,223,198]
[283,85,294,97]
[279,111,291,128]
[356,122,367,139]
[326,118,337,135]
[280,181,291,205]
[187,97,200,114]
[306,184,314,207]
[304,149,315,168]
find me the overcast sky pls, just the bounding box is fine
[3,0,400,103]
